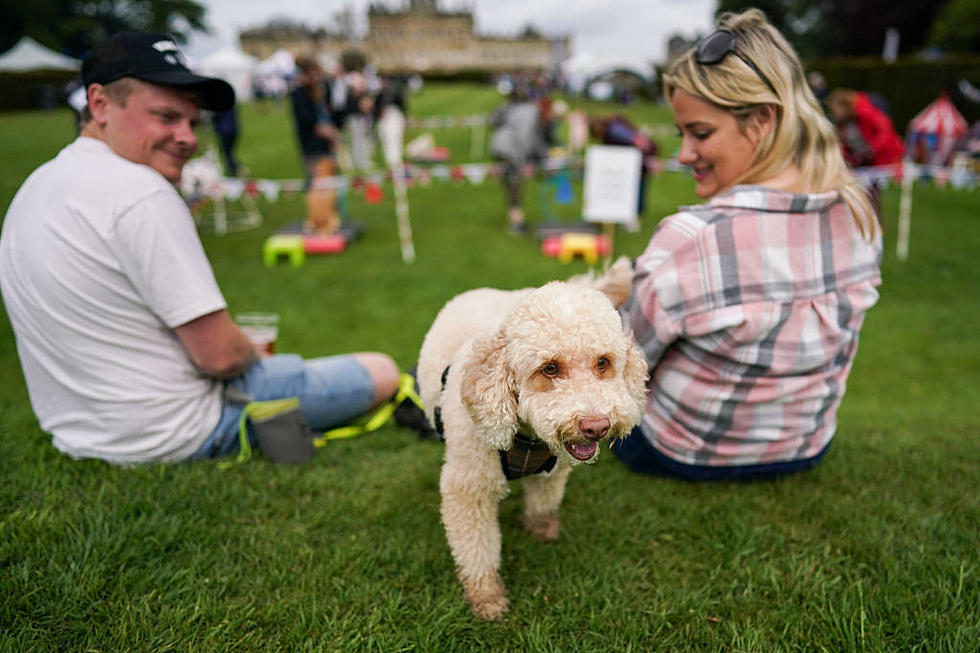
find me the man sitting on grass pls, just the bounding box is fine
[0,31,399,464]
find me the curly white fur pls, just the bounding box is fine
[417,281,647,620]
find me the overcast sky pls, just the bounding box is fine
[188,0,717,64]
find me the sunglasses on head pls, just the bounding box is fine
[695,29,778,98]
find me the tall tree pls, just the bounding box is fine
[928,0,980,54]
[1,0,208,57]
[715,0,956,58]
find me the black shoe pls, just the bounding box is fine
[393,368,443,441]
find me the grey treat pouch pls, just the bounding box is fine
[247,398,316,465]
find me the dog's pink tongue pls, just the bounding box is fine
[565,441,598,461]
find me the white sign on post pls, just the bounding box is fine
[582,145,642,225]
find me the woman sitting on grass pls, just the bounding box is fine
[608,8,882,481]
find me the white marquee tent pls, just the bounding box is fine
[561,51,656,97]
[197,46,258,103]
[0,36,80,72]
[252,49,295,98]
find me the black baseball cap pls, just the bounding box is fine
[82,31,235,111]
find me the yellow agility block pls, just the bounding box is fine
[263,234,306,267]
[557,232,602,264]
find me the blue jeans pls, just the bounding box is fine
[190,354,374,460]
[611,426,829,482]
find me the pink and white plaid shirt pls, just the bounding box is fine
[622,186,882,467]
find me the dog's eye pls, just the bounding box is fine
[541,361,561,377]
[597,356,611,372]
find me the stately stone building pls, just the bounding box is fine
[239,0,568,74]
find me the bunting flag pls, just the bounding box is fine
[404,113,674,135]
[430,165,450,181]
[222,179,244,201]
[180,156,977,205]
[365,181,384,204]
[257,180,280,202]
[407,114,489,129]
[461,164,488,185]
[851,160,978,190]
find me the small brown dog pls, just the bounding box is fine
[417,281,647,620]
[305,157,339,235]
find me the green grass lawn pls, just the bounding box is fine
[0,85,978,651]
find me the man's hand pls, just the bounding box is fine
[175,309,259,379]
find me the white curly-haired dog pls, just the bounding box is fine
[417,279,647,620]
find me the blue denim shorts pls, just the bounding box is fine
[190,354,374,460]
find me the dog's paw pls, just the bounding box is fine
[464,575,510,621]
[523,512,561,541]
[470,593,510,621]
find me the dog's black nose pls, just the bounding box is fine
[579,416,610,441]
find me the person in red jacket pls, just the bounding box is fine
[827,88,905,166]
[828,88,904,218]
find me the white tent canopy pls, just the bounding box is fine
[197,46,258,103]
[561,51,656,96]
[0,36,80,72]
[252,49,295,98]
[256,49,296,78]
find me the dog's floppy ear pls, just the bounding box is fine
[460,331,518,450]
[623,339,650,409]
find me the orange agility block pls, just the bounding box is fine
[541,237,562,258]
[303,233,347,254]
[541,232,612,264]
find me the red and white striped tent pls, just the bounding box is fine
[907,93,968,165]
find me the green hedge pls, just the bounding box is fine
[808,56,980,132]
[0,70,79,112]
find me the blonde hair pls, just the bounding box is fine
[664,9,877,239]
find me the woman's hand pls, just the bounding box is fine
[567,255,634,308]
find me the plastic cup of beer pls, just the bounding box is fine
[236,312,280,355]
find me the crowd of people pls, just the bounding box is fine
[208,56,410,189]
[2,9,887,485]
[283,59,409,173]
[280,56,411,233]
[208,43,916,238]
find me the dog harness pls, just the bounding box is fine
[434,366,557,480]
[497,433,557,480]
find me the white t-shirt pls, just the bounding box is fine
[0,137,227,463]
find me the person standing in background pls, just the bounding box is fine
[489,87,551,234]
